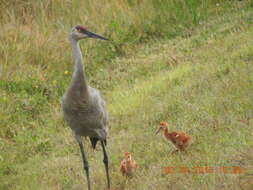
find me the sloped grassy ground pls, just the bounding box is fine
[1,2,253,190]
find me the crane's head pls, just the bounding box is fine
[155,121,168,134]
[70,25,108,41]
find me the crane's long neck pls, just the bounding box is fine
[70,38,88,94]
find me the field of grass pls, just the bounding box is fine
[1,0,253,190]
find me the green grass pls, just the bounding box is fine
[1,0,253,190]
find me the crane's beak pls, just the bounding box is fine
[86,31,108,40]
[155,127,162,135]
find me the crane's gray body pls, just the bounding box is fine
[62,85,108,140]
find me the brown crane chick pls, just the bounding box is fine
[120,152,138,177]
[156,122,192,152]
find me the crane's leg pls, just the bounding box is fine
[101,140,111,188]
[76,135,91,190]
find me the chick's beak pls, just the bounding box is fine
[155,127,162,135]
[86,30,108,40]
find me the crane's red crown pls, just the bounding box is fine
[75,25,88,33]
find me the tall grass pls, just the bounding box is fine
[0,0,222,73]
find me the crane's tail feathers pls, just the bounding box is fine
[90,137,99,149]
[89,138,107,149]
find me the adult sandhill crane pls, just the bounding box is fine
[62,25,110,190]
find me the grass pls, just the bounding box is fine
[1,0,253,190]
